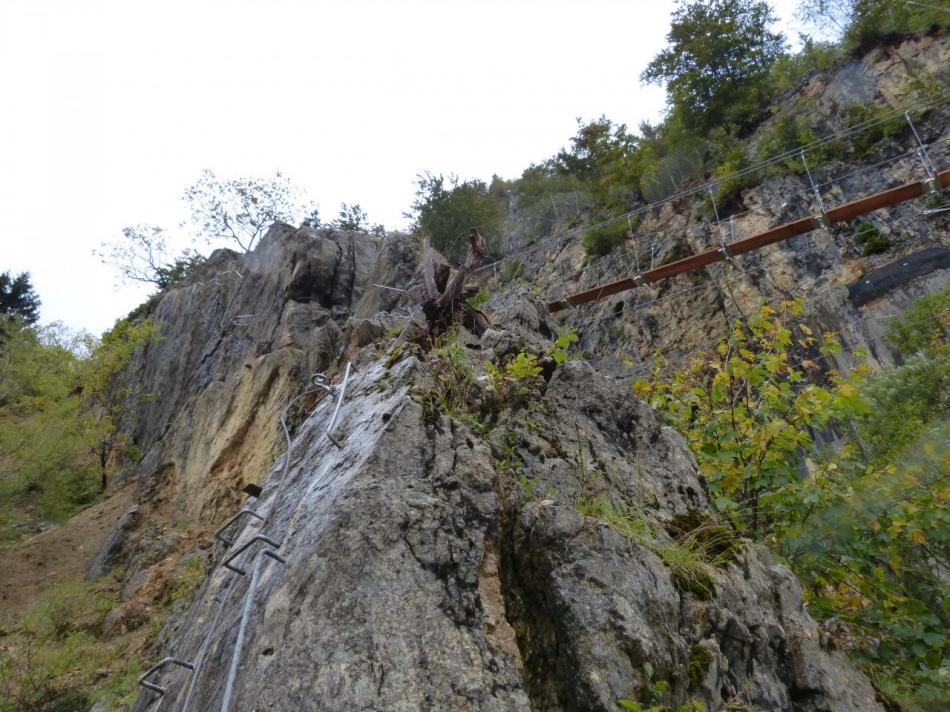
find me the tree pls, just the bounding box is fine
[77,318,158,491]
[554,117,642,211]
[409,173,505,263]
[0,271,41,325]
[95,224,205,290]
[329,202,385,236]
[183,169,314,252]
[641,0,786,133]
[798,0,950,50]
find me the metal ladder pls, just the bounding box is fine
[137,363,355,711]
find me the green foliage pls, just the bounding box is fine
[637,295,950,708]
[582,220,630,258]
[853,220,890,256]
[409,172,505,263]
[843,103,904,157]
[0,318,157,545]
[884,286,949,357]
[854,351,948,464]
[423,337,490,433]
[687,645,714,687]
[555,117,642,212]
[329,203,386,236]
[640,0,786,133]
[78,318,158,490]
[767,37,841,95]
[754,111,826,173]
[635,299,861,535]
[706,130,758,210]
[548,328,579,364]
[96,224,205,291]
[0,324,100,545]
[0,580,142,712]
[466,290,490,309]
[0,272,40,325]
[799,0,950,53]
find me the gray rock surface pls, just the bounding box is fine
[129,352,881,712]
[98,35,950,712]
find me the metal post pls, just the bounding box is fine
[801,151,832,230]
[905,112,940,195]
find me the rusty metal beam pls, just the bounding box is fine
[548,168,950,313]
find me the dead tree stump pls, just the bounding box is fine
[421,229,490,339]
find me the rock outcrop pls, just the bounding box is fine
[128,345,882,712]
[91,32,950,712]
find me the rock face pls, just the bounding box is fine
[129,349,881,712]
[96,33,950,712]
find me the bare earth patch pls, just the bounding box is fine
[0,483,134,620]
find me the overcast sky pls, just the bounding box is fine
[0,0,804,335]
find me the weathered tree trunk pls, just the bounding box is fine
[421,231,489,339]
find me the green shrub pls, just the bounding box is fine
[688,644,714,687]
[466,290,490,309]
[844,104,904,157]
[582,220,629,258]
[884,287,949,357]
[853,220,891,255]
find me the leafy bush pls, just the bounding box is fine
[853,220,890,255]
[884,286,948,357]
[0,581,140,712]
[581,220,629,258]
[768,37,841,95]
[843,103,905,157]
[0,318,156,545]
[636,296,950,709]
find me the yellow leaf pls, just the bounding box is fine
[910,530,926,544]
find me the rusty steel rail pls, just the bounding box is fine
[548,168,950,313]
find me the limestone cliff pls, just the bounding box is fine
[92,32,950,712]
[87,221,890,712]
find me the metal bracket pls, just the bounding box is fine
[215,508,265,548]
[906,112,941,196]
[138,656,195,696]
[223,535,285,575]
[718,216,737,261]
[801,150,832,230]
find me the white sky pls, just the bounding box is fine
[0,0,804,335]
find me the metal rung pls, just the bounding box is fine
[138,656,195,696]
[223,535,285,575]
[215,508,265,547]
